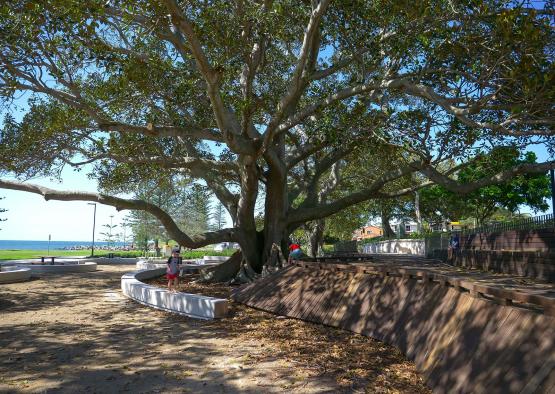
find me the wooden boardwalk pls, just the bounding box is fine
[232,258,555,393]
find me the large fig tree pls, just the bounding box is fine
[0,0,553,279]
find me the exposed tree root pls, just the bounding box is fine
[261,243,287,277]
[232,260,259,284]
[197,251,242,283]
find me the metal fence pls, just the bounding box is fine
[353,214,555,255]
[333,240,358,253]
[461,213,554,236]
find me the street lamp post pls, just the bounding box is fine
[109,214,114,249]
[550,169,555,218]
[122,224,126,248]
[88,203,97,257]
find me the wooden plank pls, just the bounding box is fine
[418,292,474,381]
[259,267,307,313]
[469,309,534,393]
[310,271,353,324]
[481,313,555,394]
[271,267,321,316]
[287,268,330,319]
[382,277,418,353]
[386,277,442,356]
[231,275,269,303]
[250,267,303,311]
[233,260,555,394]
[333,274,372,332]
[290,270,349,321]
[427,299,513,392]
[342,275,387,336]
[232,265,293,303]
[324,273,366,327]
[410,287,467,372]
[320,272,360,326]
[359,276,406,342]
[294,269,337,322]
[240,266,298,306]
[534,355,555,394]
[303,270,346,323]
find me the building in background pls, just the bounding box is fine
[352,225,383,241]
[391,219,419,237]
[429,220,463,232]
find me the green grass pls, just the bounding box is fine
[177,249,236,259]
[0,248,237,261]
[0,249,134,260]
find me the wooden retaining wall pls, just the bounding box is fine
[232,262,555,394]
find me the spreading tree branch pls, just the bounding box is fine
[261,0,331,153]
[420,161,555,193]
[0,179,238,248]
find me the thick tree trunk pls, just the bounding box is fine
[308,219,325,257]
[262,146,289,270]
[154,238,160,257]
[414,191,422,233]
[381,211,395,238]
[234,156,261,277]
[261,242,287,276]
[262,202,288,272]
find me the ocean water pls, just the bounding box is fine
[0,240,127,250]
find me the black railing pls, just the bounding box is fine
[351,214,555,254]
[461,213,554,235]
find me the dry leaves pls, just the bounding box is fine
[145,275,430,393]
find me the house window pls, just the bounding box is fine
[405,225,412,232]
[367,230,372,234]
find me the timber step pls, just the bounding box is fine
[232,259,555,393]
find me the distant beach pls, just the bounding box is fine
[0,240,127,251]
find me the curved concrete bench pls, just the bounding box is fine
[136,261,166,270]
[15,261,98,274]
[121,268,228,319]
[88,257,140,265]
[202,256,229,263]
[135,260,201,272]
[136,258,225,272]
[0,267,32,284]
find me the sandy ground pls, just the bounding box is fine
[0,263,429,393]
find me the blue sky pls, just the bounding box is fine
[0,84,126,240]
[0,89,553,241]
[1,17,553,241]
[0,86,553,240]
[1,144,552,241]
[1,167,128,241]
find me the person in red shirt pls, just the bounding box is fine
[288,241,303,263]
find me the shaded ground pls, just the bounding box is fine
[0,264,429,393]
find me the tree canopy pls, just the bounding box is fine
[0,0,553,277]
[419,149,551,225]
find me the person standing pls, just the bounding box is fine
[448,233,460,260]
[166,248,183,292]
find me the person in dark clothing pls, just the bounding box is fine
[448,233,460,260]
